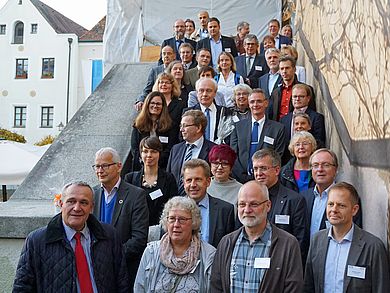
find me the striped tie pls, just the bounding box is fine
[178,144,195,196]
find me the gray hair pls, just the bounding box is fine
[160,196,201,234]
[62,181,94,202]
[309,148,339,168]
[244,34,258,45]
[252,148,281,167]
[95,147,121,163]
[195,77,218,92]
[232,83,253,103]
[288,131,317,156]
[237,21,249,31]
[265,47,280,58]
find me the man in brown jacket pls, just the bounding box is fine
[210,180,303,292]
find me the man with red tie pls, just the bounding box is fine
[13,181,129,292]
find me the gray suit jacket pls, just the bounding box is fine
[185,66,200,88]
[304,225,390,293]
[230,117,286,182]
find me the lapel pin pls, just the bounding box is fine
[280,200,284,204]
[118,199,123,204]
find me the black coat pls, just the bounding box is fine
[13,214,129,293]
[280,158,316,193]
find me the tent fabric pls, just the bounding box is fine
[0,141,48,185]
[103,0,282,71]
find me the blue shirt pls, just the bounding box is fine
[63,221,98,293]
[210,36,222,68]
[310,184,333,237]
[324,225,354,293]
[268,72,280,96]
[198,194,210,243]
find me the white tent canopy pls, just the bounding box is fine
[104,0,282,70]
[0,140,49,185]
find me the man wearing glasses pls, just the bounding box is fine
[301,148,362,242]
[92,147,149,292]
[210,180,303,292]
[252,148,307,263]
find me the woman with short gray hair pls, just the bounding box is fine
[231,83,252,121]
[134,196,216,292]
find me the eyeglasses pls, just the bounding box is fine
[211,161,230,168]
[180,123,196,129]
[253,165,276,172]
[167,216,192,224]
[92,163,117,171]
[292,95,307,100]
[150,102,163,107]
[159,81,172,85]
[244,43,257,46]
[311,162,336,170]
[235,92,249,99]
[238,199,268,209]
[294,141,311,148]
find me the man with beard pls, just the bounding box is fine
[210,181,303,292]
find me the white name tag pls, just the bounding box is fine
[255,65,263,71]
[264,136,274,145]
[275,214,290,224]
[232,115,240,123]
[254,257,270,269]
[159,136,168,143]
[347,265,366,279]
[225,48,231,53]
[149,189,163,200]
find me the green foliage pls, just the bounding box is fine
[0,128,26,143]
[34,135,55,146]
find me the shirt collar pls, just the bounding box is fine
[328,224,354,243]
[197,193,209,208]
[101,177,121,194]
[62,220,90,242]
[200,102,216,112]
[242,221,272,243]
[314,182,334,197]
[189,135,204,149]
[294,106,308,114]
[252,115,266,124]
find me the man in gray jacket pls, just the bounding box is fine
[210,180,303,292]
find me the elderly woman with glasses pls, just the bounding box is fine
[207,144,242,206]
[134,196,216,292]
[231,83,252,121]
[129,91,178,171]
[280,131,317,192]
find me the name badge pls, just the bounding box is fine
[225,48,231,53]
[149,189,163,200]
[275,214,290,225]
[347,265,366,279]
[255,65,263,71]
[159,136,168,143]
[264,136,274,145]
[232,115,240,123]
[254,257,270,269]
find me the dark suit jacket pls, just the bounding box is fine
[168,98,186,134]
[259,72,282,100]
[269,77,317,121]
[158,37,197,65]
[136,65,164,103]
[208,194,235,248]
[124,168,178,226]
[196,35,238,67]
[301,186,363,234]
[93,181,149,290]
[230,117,286,183]
[235,54,269,88]
[280,108,326,146]
[304,225,390,293]
[166,139,216,184]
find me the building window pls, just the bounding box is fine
[41,107,54,128]
[31,24,37,34]
[14,106,27,128]
[15,59,28,79]
[14,21,24,44]
[42,58,54,78]
[0,25,6,35]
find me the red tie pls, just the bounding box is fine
[74,232,93,293]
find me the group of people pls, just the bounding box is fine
[12,10,389,293]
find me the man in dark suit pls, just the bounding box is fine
[184,77,233,143]
[259,48,282,100]
[280,83,325,145]
[252,148,307,262]
[182,158,235,248]
[301,149,362,242]
[304,182,389,293]
[134,45,175,111]
[260,19,292,54]
[167,109,216,189]
[158,19,197,65]
[196,17,237,68]
[92,147,149,291]
[235,34,268,89]
[179,43,197,70]
[230,89,286,183]
[269,55,316,121]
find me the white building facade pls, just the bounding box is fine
[0,0,103,143]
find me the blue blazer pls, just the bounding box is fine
[235,54,269,88]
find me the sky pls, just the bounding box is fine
[0,0,107,30]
